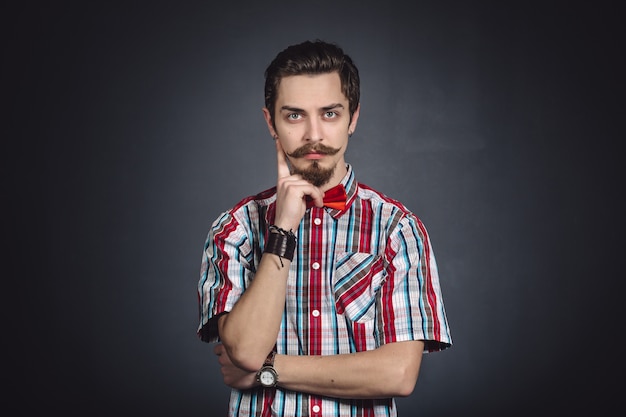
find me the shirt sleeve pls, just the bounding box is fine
[197,211,252,343]
[378,213,452,352]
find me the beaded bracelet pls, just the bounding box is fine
[264,225,297,268]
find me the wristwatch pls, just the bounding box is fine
[256,351,278,388]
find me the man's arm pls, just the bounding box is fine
[218,140,324,372]
[216,252,291,372]
[214,340,424,398]
[275,340,424,398]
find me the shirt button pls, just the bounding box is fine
[313,217,322,225]
[312,405,321,413]
[312,262,320,270]
[312,309,320,317]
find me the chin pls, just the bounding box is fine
[295,162,335,187]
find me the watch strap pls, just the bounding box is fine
[257,350,278,388]
[264,350,276,367]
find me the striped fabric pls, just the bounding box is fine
[198,164,452,417]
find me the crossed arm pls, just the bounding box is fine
[214,252,424,399]
[214,335,424,399]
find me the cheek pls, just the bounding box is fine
[276,128,297,144]
[276,137,295,156]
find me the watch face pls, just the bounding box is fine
[259,368,276,387]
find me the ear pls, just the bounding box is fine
[262,107,278,138]
[348,103,361,135]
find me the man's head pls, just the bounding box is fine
[264,40,360,127]
[262,40,361,189]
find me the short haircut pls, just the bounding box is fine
[264,40,360,126]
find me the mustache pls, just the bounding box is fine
[287,143,341,158]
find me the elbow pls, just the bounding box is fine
[394,377,417,398]
[218,316,269,372]
[222,342,268,372]
[391,364,419,397]
[383,341,423,397]
[236,354,267,373]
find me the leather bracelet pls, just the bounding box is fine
[264,225,296,267]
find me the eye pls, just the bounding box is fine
[287,113,301,120]
[324,111,337,119]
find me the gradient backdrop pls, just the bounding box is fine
[7,1,623,416]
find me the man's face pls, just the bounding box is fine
[263,72,359,188]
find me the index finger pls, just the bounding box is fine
[276,139,291,179]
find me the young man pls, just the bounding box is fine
[198,40,452,417]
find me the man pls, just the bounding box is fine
[198,40,452,417]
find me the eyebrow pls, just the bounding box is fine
[280,103,345,112]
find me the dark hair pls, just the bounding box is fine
[264,40,360,126]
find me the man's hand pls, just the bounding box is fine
[214,343,258,390]
[274,140,324,231]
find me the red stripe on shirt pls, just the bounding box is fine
[415,217,440,342]
[213,218,238,313]
[309,207,324,356]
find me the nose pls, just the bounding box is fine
[305,117,323,142]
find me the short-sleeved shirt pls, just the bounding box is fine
[198,164,452,417]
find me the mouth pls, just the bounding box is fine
[304,152,325,160]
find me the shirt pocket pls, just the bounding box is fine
[333,252,385,323]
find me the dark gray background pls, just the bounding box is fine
[6,1,623,416]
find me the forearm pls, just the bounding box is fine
[273,341,424,399]
[218,252,290,371]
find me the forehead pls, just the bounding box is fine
[276,72,346,107]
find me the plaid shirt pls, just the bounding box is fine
[198,164,452,417]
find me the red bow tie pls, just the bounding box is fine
[306,184,347,211]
